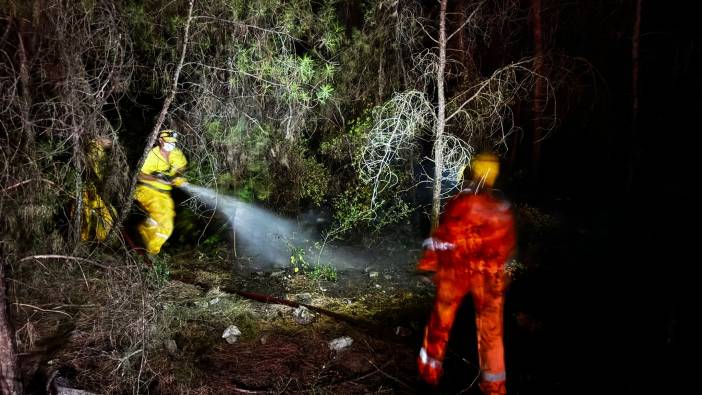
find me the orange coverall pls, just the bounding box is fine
[417,188,515,395]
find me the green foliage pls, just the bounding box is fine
[326,184,414,240]
[320,111,372,163]
[288,243,337,281]
[236,175,273,202]
[148,255,171,288]
[309,263,337,282]
[288,243,309,274]
[300,156,330,207]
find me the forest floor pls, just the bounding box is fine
[18,203,582,394]
[149,232,439,394]
[133,220,559,395]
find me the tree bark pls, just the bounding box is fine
[113,0,195,234]
[0,263,22,394]
[531,0,544,183]
[431,0,448,232]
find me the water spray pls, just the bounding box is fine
[179,183,367,271]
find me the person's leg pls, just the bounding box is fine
[473,273,507,395]
[94,194,114,241]
[80,189,93,241]
[419,277,467,385]
[135,187,172,254]
[146,192,175,254]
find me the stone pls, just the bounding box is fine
[293,306,315,325]
[222,325,242,344]
[328,336,353,351]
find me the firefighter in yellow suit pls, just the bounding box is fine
[80,137,116,241]
[135,130,188,254]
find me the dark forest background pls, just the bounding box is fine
[1,0,697,393]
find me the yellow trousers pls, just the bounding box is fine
[135,185,175,254]
[80,186,115,241]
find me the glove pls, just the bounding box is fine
[172,176,188,187]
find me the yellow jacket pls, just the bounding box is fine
[139,147,187,191]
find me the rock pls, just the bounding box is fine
[369,271,379,278]
[374,284,381,289]
[292,293,312,304]
[222,325,242,344]
[260,334,269,345]
[293,306,315,325]
[328,336,353,351]
[208,297,220,305]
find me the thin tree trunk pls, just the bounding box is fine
[71,130,83,246]
[114,0,195,234]
[431,0,448,232]
[627,0,642,191]
[457,0,470,86]
[531,0,544,183]
[17,19,34,152]
[0,16,13,49]
[0,263,22,394]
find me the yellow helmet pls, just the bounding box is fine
[158,129,178,143]
[470,152,500,188]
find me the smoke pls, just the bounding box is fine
[180,184,368,271]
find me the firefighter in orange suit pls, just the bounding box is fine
[135,130,188,254]
[417,152,516,395]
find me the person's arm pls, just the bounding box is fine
[169,150,188,175]
[169,150,188,186]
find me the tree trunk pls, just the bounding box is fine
[113,0,195,235]
[531,0,544,182]
[431,0,448,232]
[71,130,83,247]
[0,263,22,394]
[17,19,34,153]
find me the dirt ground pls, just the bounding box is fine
[19,206,572,394]
[152,241,438,394]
